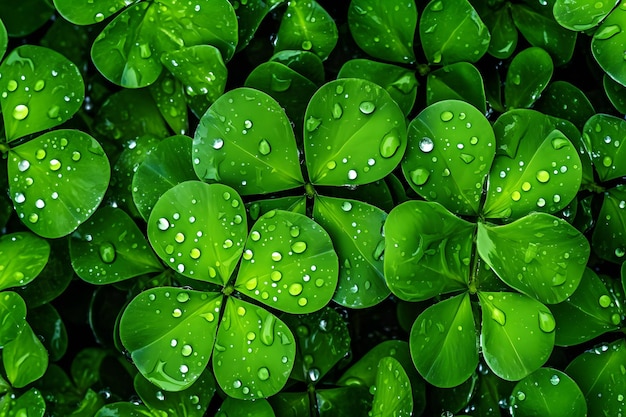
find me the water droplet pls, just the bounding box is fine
[71,151,81,161]
[244,119,253,129]
[440,111,453,122]
[14,193,25,204]
[537,198,546,207]
[245,277,258,290]
[410,168,430,186]
[332,103,343,119]
[594,24,621,40]
[172,308,182,318]
[308,368,320,381]
[237,306,246,316]
[552,273,566,286]
[549,374,560,385]
[49,159,61,171]
[258,139,271,156]
[99,242,116,264]
[291,241,307,254]
[289,283,303,296]
[175,232,186,243]
[223,239,233,249]
[459,153,475,164]
[260,315,275,346]
[511,191,521,201]
[491,307,506,326]
[599,295,612,308]
[17,160,30,172]
[298,297,308,306]
[536,170,550,183]
[302,40,313,50]
[271,251,282,261]
[289,226,300,238]
[251,231,261,241]
[602,156,613,167]
[156,391,165,401]
[246,331,256,341]
[257,367,270,381]
[418,137,434,153]
[511,73,521,85]
[271,73,291,91]
[34,80,45,92]
[176,292,189,303]
[551,137,569,150]
[94,12,105,22]
[35,149,46,160]
[47,106,60,119]
[7,80,17,91]
[157,218,169,230]
[35,199,45,209]
[516,391,526,401]
[306,116,321,132]
[212,138,224,149]
[341,201,352,211]
[538,311,556,333]
[348,169,358,180]
[181,344,193,356]
[359,101,375,114]
[379,130,401,158]
[615,247,625,257]
[233,380,242,389]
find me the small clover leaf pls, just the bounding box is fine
[426,62,487,114]
[582,113,626,182]
[0,292,27,346]
[553,0,617,31]
[213,297,295,399]
[148,181,247,285]
[477,213,589,304]
[591,184,626,263]
[0,232,50,291]
[409,293,478,388]
[120,288,222,392]
[478,292,555,381]
[370,357,413,417]
[193,88,305,195]
[3,323,48,388]
[304,79,407,186]
[0,45,83,141]
[8,130,111,238]
[70,206,164,285]
[505,47,553,110]
[384,201,473,302]
[402,99,495,216]
[235,209,339,314]
[591,6,626,86]
[347,0,417,64]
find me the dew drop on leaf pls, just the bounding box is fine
[271,251,282,261]
[332,103,343,119]
[257,367,270,381]
[538,311,556,333]
[359,101,375,114]
[549,374,560,385]
[491,307,506,326]
[99,242,116,264]
[341,201,353,211]
[12,104,29,120]
[379,130,401,158]
[348,169,358,180]
[306,116,321,132]
[536,170,550,183]
[410,168,430,186]
[258,139,271,155]
[418,137,434,153]
[17,160,30,172]
[440,111,453,122]
[550,137,569,150]
[291,241,307,254]
[598,295,612,308]
[176,293,189,303]
[181,344,193,356]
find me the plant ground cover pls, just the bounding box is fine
[0,0,624,415]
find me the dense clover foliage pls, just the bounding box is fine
[0,0,625,415]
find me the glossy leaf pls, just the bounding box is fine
[213,298,296,399]
[313,196,389,309]
[0,45,84,141]
[0,388,46,417]
[53,0,129,25]
[0,232,50,291]
[402,99,495,215]
[510,3,577,65]
[370,357,413,417]
[135,368,216,417]
[604,73,626,113]
[426,62,487,114]
[133,135,198,220]
[591,185,626,263]
[483,111,583,219]
[70,206,163,285]
[480,5,518,59]
[551,269,621,346]
[91,0,237,88]
[0,19,7,62]
[149,73,189,135]
[234,0,284,52]
[384,201,473,301]
[419,0,490,65]
[509,368,586,417]
[120,288,222,392]
[565,339,626,417]
[0,291,26,346]
[283,307,351,384]
[148,181,247,285]
[274,0,338,60]
[477,213,589,304]
[247,196,308,222]
[591,6,626,86]
[479,292,555,381]
[29,303,68,362]
[534,81,595,130]
[410,293,477,388]
[505,47,553,109]
[270,49,325,86]
[70,348,110,391]
[94,89,170,140]
[8,130,111,238]
[337,59,418,116]
[582,113,626,182]
[217,397,275,417]
[553,0,618,31]
[193,87,304,195]
[304,78,407,186]
[161,45,227,102]
[347,0,417,64]
[316,387,373,417]
[235,209,338,314]
[4,323,48,388]
[244,61,318,130]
